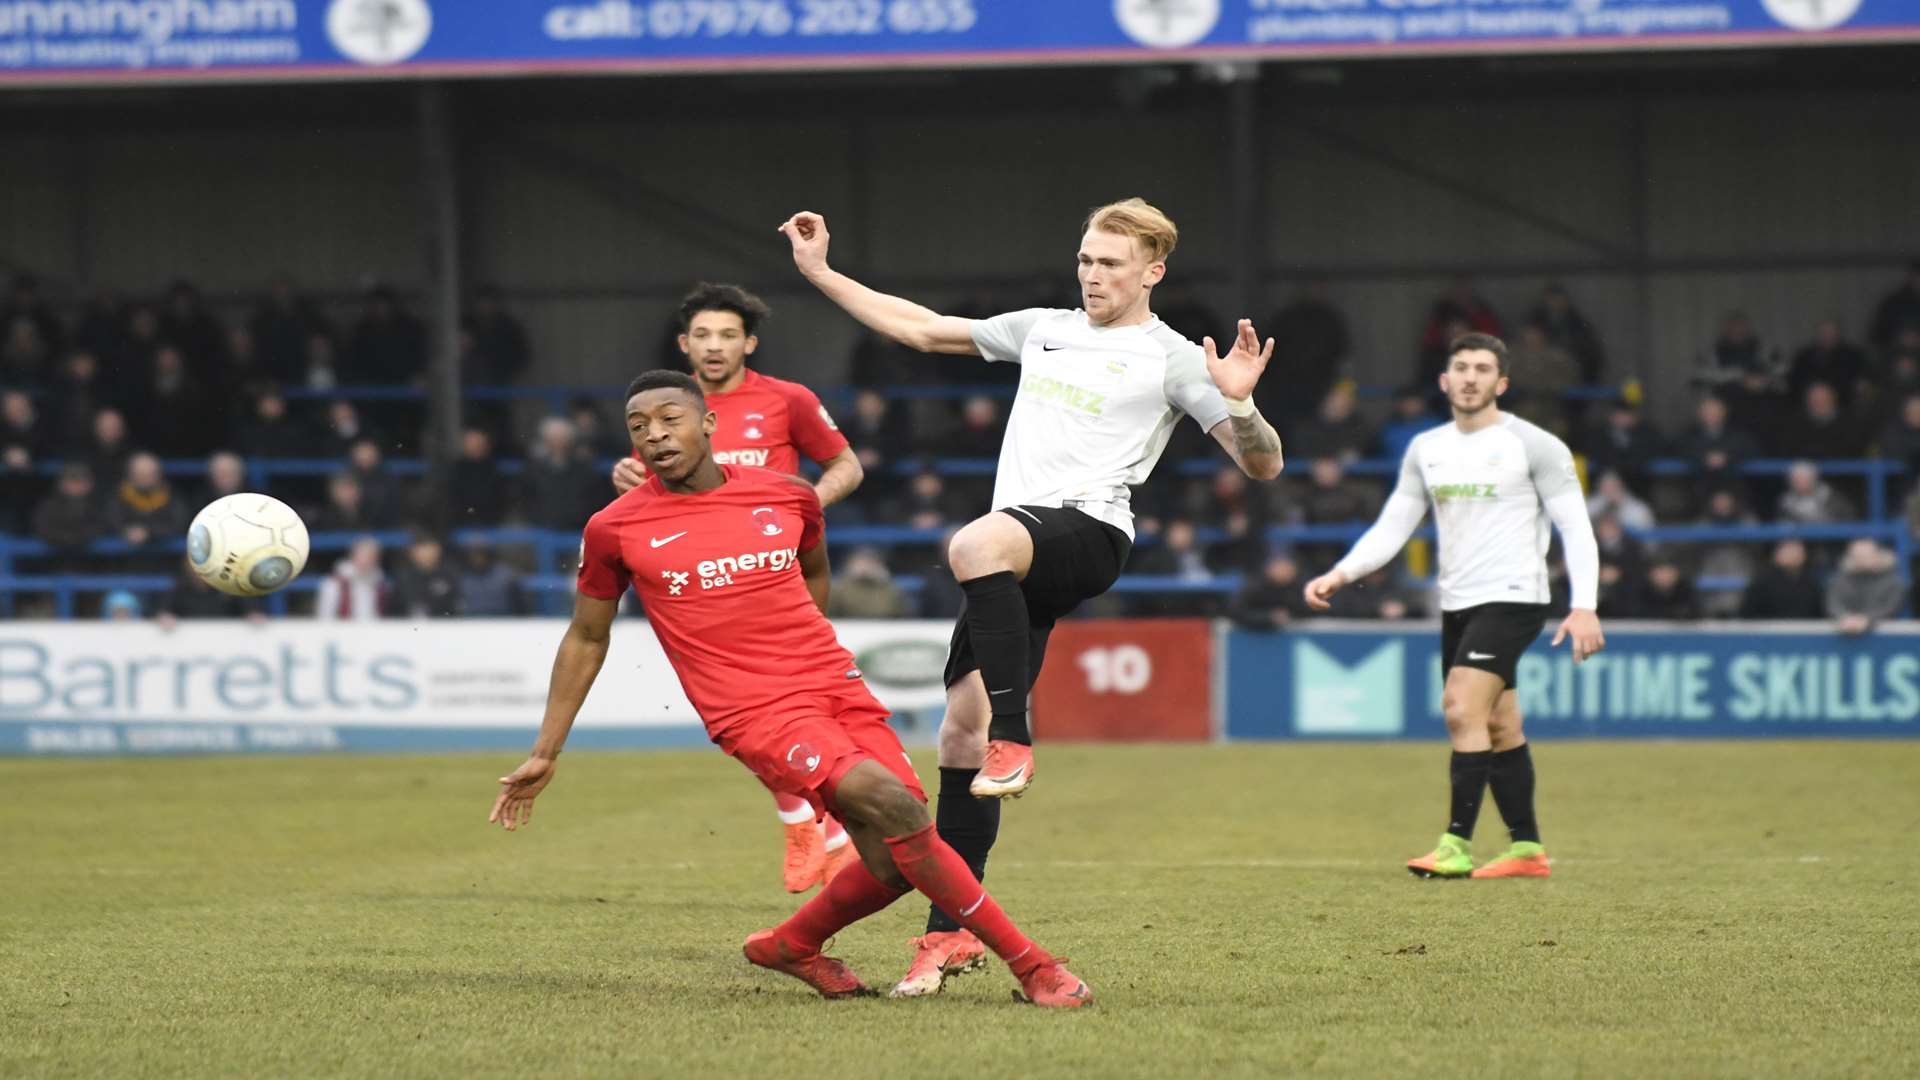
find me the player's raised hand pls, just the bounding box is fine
[1552,608,1606,664]
[489,755,557,832]
[1302,568,1347,611]
[778,211,832,277]
[1202,319,1276,403]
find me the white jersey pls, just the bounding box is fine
[970,308,1231,539]
[1335,412,1597,612]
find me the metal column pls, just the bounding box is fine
[416,82,464,532]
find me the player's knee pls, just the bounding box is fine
[946,521,1012,580]
[1441,694,1489,737]
[1489,713,1525,748]
[832,766,928,835]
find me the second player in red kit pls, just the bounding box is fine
[611,283,866,893]
[489,371,1091,1008]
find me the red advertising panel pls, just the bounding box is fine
[1030,619,1212,741]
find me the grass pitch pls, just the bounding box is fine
[5,741,1918,1079]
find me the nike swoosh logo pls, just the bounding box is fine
[989,688,1016,696]
[649,532,688,548]
[1041,343,1065,351]
[983,764,1027,785]
[1467,651,1497,661]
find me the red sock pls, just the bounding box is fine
[775,857,906,953]
[886,823,1043,975]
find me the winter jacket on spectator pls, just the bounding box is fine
[456,545,529,616]
[317,549,390,620]
[1826,542,1907,628]
[32,470,101,551]
[1739,562,1825,620]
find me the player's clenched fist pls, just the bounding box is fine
[610,456,647,495]
[778,212,832,276]
[1302,568,1348,611]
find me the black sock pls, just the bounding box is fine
[1487,743,1540,844]
[960,571,1033,745]
[1448,750,1494,839]
[925,767,1002,934]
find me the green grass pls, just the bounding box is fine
[5,742,1919,1079]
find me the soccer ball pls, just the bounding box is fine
[187,493,311,597]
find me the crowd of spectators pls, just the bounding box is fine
[5,262,1920,627]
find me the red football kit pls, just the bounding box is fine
[576,465,921,814]
[628,369,848,473]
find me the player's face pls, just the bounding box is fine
[1439,349,1508,414]
[1077,229,1163,325]
[679,310,756,388]
[628,388,717,482]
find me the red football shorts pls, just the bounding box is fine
[715,684,924,821]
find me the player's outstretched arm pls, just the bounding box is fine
[1203,319,1283,480]
[489,592,619,831]
[1544,490,1606,663]
[778,211,980,356]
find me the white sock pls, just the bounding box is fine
[823,830,851,852]
[777,805,814,826]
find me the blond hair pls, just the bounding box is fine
[1084,198,1179,264]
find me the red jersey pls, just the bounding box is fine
[629,368,849,474]
[577,465,870,735]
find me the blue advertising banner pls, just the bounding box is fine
[1226,622,1920,740]
[1,0,1916,86]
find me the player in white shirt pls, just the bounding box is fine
[1304,333,1605,880]
[781,199,1283,995]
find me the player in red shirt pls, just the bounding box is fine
[490,370,1090,1007]
[611,283,866,894]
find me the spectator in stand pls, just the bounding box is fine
[462,285,532,386]
[953,394,1005,450]
[521,416,606,534]
[1827,539,1907,636]
[304,330,340,390]
[46,351,110,455]
[1207,509,1263,575]
[1128,518,1216,617]
[102,589,142,621]
[161,279,228,382]
[1788,319,1871,409]
[1719,366,1788,451]
[88,408,134,481]
[222,325,277,422]
[566,397,627,460]
[1615,556,1702,621]
[106,452,187,549]
[141,346,221,457]
[1371,388,1436,464]
[1506,323,1581,432]
[342,285,427,385]
[1869,260,1920,356]
[1780,381,1870,461]
[1527,283,1606,384]
[1706,311,1773,381]
[887,465,970,533]
[346,437,405,527]
[1878,393,1920,492]
[316,535,389,620]
[1593,515,1647,612]
[156,560,264,627]
[1583,399,1667,490]
[1289,384,1371,463]
[308,472,375,534]
[234,387,311,460]
[0,391,42,533]
[2,272,64,359]
[1586,470,1657,532]
[842,389,911,504]
[1673,394,1760,502]
[1323,564,1425,620]
[1739,539,1825,620]
[391,533,461,618]
[249,275,332,385]
[447,427,512,526]
[1418,276,1503,380]
[119,304,165,397]
[321,399,372,459]
[1694,487,1759,618]
[202,451,248,504]
[1263,280,1349,419]
[828,546,908,619]
[456,540,529,617]
[1301,457,1376,525]
[1228,550,1313,630]
[32,463,101,564]
[1776,460,1856,525]
[71,287,125,363]
[2,310,54,387]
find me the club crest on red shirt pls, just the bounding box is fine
[752,507,783,536]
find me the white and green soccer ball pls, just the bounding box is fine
[186,493,310,597]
